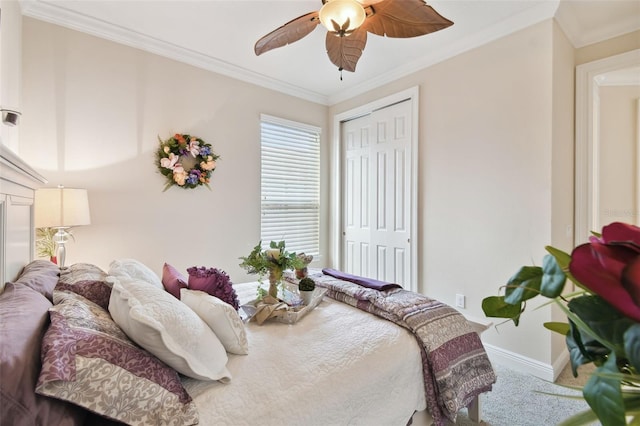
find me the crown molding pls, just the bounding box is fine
[555,1,640,48]
[19,0,330,105]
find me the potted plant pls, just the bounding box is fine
[482,222,640,426]
[298,277,316,305]
[36,227,58,264]
[239,240,304,298]
[295,253,314,279]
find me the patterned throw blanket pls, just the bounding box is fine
[290,271,496,426]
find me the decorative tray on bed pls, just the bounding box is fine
[240,283,327,325]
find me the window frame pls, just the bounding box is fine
[260,114,321,256]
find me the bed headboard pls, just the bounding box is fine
[0,144,48,292]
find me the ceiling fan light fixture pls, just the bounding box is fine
[319,0,366,35]
[255,0,454,75]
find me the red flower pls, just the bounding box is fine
[569,222,640,321]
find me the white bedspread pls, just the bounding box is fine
[181,282,426,426]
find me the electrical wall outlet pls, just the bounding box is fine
[455,294,466,309]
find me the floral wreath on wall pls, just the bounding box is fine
[156,133,220,191]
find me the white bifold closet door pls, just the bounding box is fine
[341,99,412,287]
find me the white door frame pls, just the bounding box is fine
[575,49,640,245]
[330,86,419,291]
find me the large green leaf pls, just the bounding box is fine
[545,245,571,269]
[545,245,586,290]
[568,295,634,354]
[544,321,570,335]
[583,354,626,426]
[625,323,640,372]
[566,321,596,376]
[481,296,522,326]
[504,266,543,304]
[540,254,567,298]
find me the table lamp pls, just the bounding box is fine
[35,186,91,268]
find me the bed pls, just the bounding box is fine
[0,146,496,426]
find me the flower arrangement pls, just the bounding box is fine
[156,133,220,191]
[482,222,640,426]
[239,240,304,297]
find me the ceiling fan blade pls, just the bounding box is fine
[362,0,453,38]
[255,11,320,56]
[325,28,368,72]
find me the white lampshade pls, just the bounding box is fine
[319,0,366,34]
[35,187,91,228]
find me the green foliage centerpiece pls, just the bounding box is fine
[482,222,640,426]
[239,240,304,298]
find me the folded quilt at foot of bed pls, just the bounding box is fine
[321,268,402,291]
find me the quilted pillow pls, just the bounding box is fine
[12,260,59,302]
[108,277,231,382]
[187,266,239,310]
[56,263,112,310]
[181,289,249,355]
[108,258,163,289]
[1,283,86,426]
[37,291,198,425]
[162,263,188,299]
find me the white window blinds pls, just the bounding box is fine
[260,115,321,256]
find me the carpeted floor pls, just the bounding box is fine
[449,362,598,426]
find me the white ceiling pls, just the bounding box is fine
[19,0,640,105]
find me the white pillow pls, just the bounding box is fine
[108,258,163,289]
[181,289,249,355]
[108,277,231,382]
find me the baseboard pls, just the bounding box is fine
[483,343,569,382]
[551,349,571,381]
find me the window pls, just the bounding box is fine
[260,115,321,256]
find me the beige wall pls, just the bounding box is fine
[20,18,329,282]
[599,85,640,226]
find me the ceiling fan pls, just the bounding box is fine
[254,0,454,76]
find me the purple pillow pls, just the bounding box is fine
[187,266,239,310]
[0,283,86,425]
[162,263,188,299]
[12,260,59,302]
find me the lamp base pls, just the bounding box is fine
[53,227,71,269]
